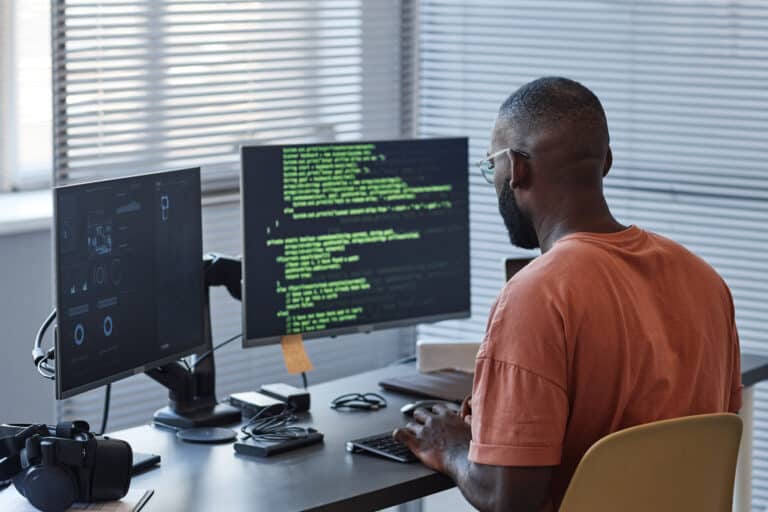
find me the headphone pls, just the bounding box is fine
[330,392,388,411]
[0,421,132,512]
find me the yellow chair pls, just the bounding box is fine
[559,413,743,512]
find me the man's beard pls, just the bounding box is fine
[498,181,539,250]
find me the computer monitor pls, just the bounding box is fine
[241,138,470,347]
[54,168,206,399]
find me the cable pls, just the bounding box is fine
[32,310,117,436]
[191,333,242,368]
[301,372,308,389]
[33,310,57,376]
[97,384,111,435]
[36,358,55,380]
[240,405,310,442]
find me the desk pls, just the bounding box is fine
[113,354,768,512]
[117,364,452,512]
[5,355,765,512]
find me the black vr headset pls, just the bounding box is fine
[0,421,132,512]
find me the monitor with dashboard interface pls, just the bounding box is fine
[54,168,205,399]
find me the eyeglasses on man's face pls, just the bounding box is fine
[475,147,530,185]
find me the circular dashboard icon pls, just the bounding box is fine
[94,265,106,286]
[74,323,85,346]
[103,316,113,337]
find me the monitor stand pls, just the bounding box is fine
[146,254,242,434]
[146,361,240,429]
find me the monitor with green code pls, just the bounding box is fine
[240,138,471,346]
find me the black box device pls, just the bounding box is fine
[229,392,285,418]
[259,383,311,412]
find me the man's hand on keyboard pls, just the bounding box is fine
[393,403,471,474]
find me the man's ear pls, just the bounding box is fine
[602,147,613,177]
[510,151,531,190]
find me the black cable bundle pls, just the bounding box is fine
[240,405,312,442]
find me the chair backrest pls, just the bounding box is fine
[559,413,743,512]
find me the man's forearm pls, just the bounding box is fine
[443,446,499,512]
[442,447,552,512]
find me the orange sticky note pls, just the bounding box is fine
[280,334,313,374]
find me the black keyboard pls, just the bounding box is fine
[346,431,418,463]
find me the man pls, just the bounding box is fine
[394,77,742,511]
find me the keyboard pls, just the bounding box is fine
[346,431,418,463]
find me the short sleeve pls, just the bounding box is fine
[469,357,568,466]
[468,273,570,467]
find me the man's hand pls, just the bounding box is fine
[461,395,472,425]
[393,404,471,475]
[395,401,553,512]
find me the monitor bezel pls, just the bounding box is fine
[240,137,471,348]
[54,167,208,400]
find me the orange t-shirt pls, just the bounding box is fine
[469,226,742,508]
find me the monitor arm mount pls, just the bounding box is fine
[145,253,242,429]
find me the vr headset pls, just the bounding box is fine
[0,421,132,512]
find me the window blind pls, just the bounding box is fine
[51,0,405,188]
[415,2,768,510]
[53,0,415,431]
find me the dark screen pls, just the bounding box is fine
[505,257,534,281]
[55,168,205,399]
[241,138,470,345]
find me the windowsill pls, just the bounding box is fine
[0,189,52,236]
[0,186,239,237]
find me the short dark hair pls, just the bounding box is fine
[499,77,608,143]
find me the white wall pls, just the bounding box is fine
[0,226,56,422]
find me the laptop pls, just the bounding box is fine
[379,368,473,404]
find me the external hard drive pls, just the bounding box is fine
[234,429,324,457]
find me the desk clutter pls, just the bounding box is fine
[18,364,483,511]
[144,374,453,464]
[228,387,391,458]
[232,392,323,458]
[8,367,466,510]
[0,422,134,512]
